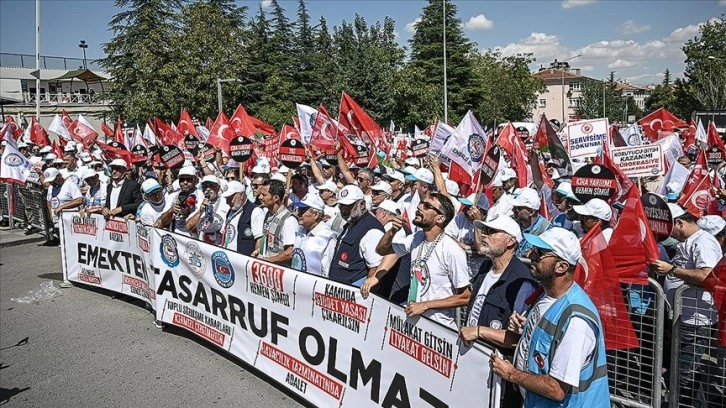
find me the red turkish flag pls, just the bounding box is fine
[229,105,260,137]
[60,110,73,129]
[154,117,182,146]
[610,186,660,284]
[29,117,49,147]
[0,116,22,142]
[207,111,235,154]
[67,119,99,148]
[101,121,114,137]
[638,107,688,142]
[96,140,146,163]
[205,117,214,132]
[249,115,275,136]
[678,149,717,217]
[51,139,63,159]
[177,108,199,137]
[338,92,382,146]
[114,115,125,145]
[703,257,726,346]
[533,115,550,150]
[495,122,530,185]
[576,226,640,350]
[279,124,301,142]
[707,120,726,151]
[310,105,339,154]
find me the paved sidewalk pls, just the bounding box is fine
[0,226,46,248]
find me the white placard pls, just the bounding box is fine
[610,144,665,177]
[567,118,610,158]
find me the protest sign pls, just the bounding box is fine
[479,145,501,186]
[159,145,185,169]
[278,139,306,169]
[610,144,664,177]
[641,193,673,240]
[566,118,609,159]
[707,146,725,165]
[412,139,430,158]
[571,164,618,203]
[229,136,253,163]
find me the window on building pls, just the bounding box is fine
[569,81,581,91]
[569,98,581,108]
[539,99,546,108]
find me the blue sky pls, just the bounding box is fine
[1,0,724,85]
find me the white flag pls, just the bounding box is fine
[655,161,690,197]
[196,125,209,142]
[695,118,707,148]
[296,103,317,145]
[620,123,642,146]
[0,142,32,184]
[429,121,454,158]
[77,114,95,131]
[48,113,71,141]
[439,111,486,178]
[143,123,158,146]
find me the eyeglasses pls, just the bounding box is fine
[357,177,370,182]
[226,177,237,181]
[479,226,504,236]
[528,247,558,262]
[201,183,217,190]
[179,177,195,183]
[420,201,443,215]
[371,190,387,196]
[110,166,125,172]
[251,183,263,188]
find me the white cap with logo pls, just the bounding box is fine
[377,199,401,216]
[43,167,60,182]
[698,215,726,236]
[318,180,338,194]
[338,185,365,205]
[293,194,326,211]
[473,214,523,243]
[511,187,541,210]
[573,198,612,222]
[524,227,582,265]
[141,179,162,194]
[371,181,392,196]
[221,181,246,198]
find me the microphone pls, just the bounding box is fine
[204,191,212,200]
[185,194,197,208]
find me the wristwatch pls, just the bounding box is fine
[667,265,678,278]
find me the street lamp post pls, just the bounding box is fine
[560,54,581,124]
[216,78,241,113]
[78,40,88,69]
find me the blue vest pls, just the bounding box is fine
[524,283,610,408]
[329,213,383,285]
[234,200,257,257]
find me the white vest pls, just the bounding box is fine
[292,223,337,277]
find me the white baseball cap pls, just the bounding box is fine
[524,227,582,265]
[271,173,286,182]
[293,194,326,211]
[318,179,338,194]
[43,153,57,161]
[63,145,76,153]
[459,193,490,210]
[445,179,460,196]
[668,203,687,220]
[39,146,52,154]
[53,158,65,164]
[473,214,523,243]
[371,181,392,196]
[201,175,220,185]
[406,168,434,184]
[141,179,162,194]
[698,215,726,236]
[555,181,580,202]
[385,169,406,183]
[109,158,128,168]
[17,141,28,149]
[80,168,98,180]
[178,166,197,177]
[377,199,401,216]
[338,185,366,205]
[400,165,418,175]
[573,198,612,222]
[221,180,245,198]
[499,168,517,181]
[512,188,541,211]
[404,157,419,166]
[252,163,270,174]
[43,167,60,182]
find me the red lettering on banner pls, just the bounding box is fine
[123,275,156,299]
[259,342,343,399]
[572,177,617,189]
[313,292,367,322]
[172,312,225,347]
[104,219,129,234]
[389,329,452,377]
[79,273,101,285]
[250,261,285,291]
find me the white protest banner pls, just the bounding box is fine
[566,118,609,158]
[610,144,664,177]
[652,134,683,168]
[60,212,502,408]
[60,214,156,308]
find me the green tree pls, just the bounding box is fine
[292,0,317,105]
[408,0,479,122]
[310,17,337,109]
[682,15,726,110]
[576,78,623,123]
[101,0,181,121]
[472,51,545,127]
[672,78,702,120]
[172,0,249,119]
[388,65,443,130]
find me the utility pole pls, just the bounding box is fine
[216,78,241,113]
[442,0,448,124]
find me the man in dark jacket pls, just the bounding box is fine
[459,214,538,408]
[102,158,142,219]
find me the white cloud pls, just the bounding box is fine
[393,31,400,39]
[404,17,421,33]
[621,20,650,35]
[493,32,567,63]
[608,59,635,69]
[580,65,595,72]
[465,14,494,30]
[720,0,726,6]
[261,0,272,9]
[561,0,596,9]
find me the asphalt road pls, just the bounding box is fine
[0,242,308,408]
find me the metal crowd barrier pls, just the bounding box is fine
[609,279,666,408]
[0,182,49,235]
[669,284,726,408]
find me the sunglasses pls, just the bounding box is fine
[179,177,196,183]
[226,177,237,181]
[251,183,263,188]
[201,183,217,190]
[372,190,387,196]
[528,247,558,262]
[420,201,443,215]
[110,166,126,172]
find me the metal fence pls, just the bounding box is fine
[0,182,50,235]
[609,279,666,408]
[669,284,726,408]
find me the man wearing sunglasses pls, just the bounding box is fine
[102,159,142,220]
[376,192,471,330]
[186,175,229,246]
[484,227,609,407]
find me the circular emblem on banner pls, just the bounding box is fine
[212,251,235,288]
[184,134,201,155]
[198,143,216,164]
[353,144,370,166]
[184,241,206,278]
[160,234,180,267]
[627,134,640,146]
[649,195,657,205]
[109,141,127,151]
[4,153,23,167]
[490,320,502,330]
[131,144,148,158]
[279,138,306,169]
[641,192,673,240]
[581,123,593,134]
[468,134,486,162]
[291,248,307,272]
[160,145,185,169]
[591,165,601,175]
[229,136,253,163]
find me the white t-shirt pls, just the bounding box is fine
[445,212,484,278]
[666,229,723,325]
[514,295,597,398]
[108,179,125,209]
[393,232,471,329]
[137,199,167,226]
[47,180,82,225]
[466,268,503,326]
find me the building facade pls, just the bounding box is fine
[530,60,587,125]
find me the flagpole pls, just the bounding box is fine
[442,0,448,124]
[35,0,41,121]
